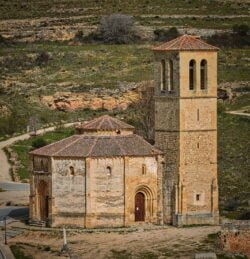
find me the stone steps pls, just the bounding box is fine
[29,219,46,227]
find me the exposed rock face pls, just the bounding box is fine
[0,16,96,42]
[41,82,142,111]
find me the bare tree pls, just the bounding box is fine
[99,13,136,44]
[135,81,155,142]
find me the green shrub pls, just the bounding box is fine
[32,137,47,148]
[154,27,179,42]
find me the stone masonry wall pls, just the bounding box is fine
[125,156,161,225]
[51,158,86,227]
[86,157,124,228]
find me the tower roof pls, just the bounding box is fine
[76,115,135,132]
[152,34,219,51]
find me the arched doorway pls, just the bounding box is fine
[37,180,49,221]
[135,192,145,221]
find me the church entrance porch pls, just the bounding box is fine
[135,192,145,221]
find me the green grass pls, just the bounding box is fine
[0,0,249,20]
[0,43,153,94]
[138,16,250,30]
[218,110,250,217]
[218,49,250,83]
[11,127,75,181]
[0,43,249,96]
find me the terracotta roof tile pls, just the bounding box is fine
[30,134,163,158]
[152,34,219,51]
[76,115,134,131]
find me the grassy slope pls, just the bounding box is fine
[1,43,249,94]
[1,0,249,20]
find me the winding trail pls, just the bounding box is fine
[0,122,78,182]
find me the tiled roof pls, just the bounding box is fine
[76,115,134,131]
[30,134,162,158]
[152,34,219,51]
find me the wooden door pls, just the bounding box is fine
[39,195,49,221]
[135,192,145,222]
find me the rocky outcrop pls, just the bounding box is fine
[218,81,250,101]
[41,82,143,111]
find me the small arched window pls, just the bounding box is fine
[189,59,196,90]
[106,166,112,177]
[69,166,75,176]
[169,59,174,91]
[200,59,207,90]
[160,60,166,91]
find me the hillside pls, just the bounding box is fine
[0,0,249,220]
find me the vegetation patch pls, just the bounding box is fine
[10,245,33,259]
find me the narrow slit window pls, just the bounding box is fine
[200,59,207,90]
[69,166,75,176]
[142,164,146,175]
[169,59,174,91]
[106,166,112,177]
[196,194,200,201]
[189,59,196,90]
[161,60,166,91]
[197,109,200,121]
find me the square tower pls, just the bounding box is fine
[153,35,219,226]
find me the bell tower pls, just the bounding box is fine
[153,35,219,226]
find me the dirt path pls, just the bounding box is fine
[9,225,221,259]
[226,111,250,117]
[0,122,79,206]
[0,122,78,182]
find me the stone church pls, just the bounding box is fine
[29,35,219,228]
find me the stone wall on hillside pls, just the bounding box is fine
[220,220,250,255]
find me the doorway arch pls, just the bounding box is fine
[134,185,154,222]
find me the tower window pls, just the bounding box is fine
[142,164,146,175]
[161,60,166,91]
[189,59,196,90]
[169,59,174,91]
[197,109,200,121]
[196,194,200,201]
[200,59,207,90]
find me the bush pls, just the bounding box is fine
[36,51,50,66]
[237,211,250,220]
[224,198,240,211]
[99,13,137,44]
[207,25,250,48]
[154,27,179,42]
[233,24,249,36]
[32,137,47,148]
